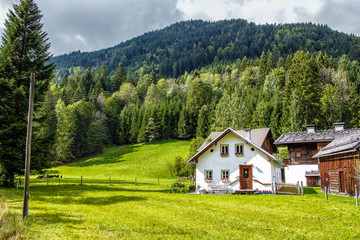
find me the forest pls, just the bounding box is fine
[52,19,360,79]
[1,0,360,187]
[47,50,360,164]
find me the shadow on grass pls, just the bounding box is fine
[303,187,319,194]
[26,184,170,206]
[34,194,147,206]
[29,212,86,225]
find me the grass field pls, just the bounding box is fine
[1,139,360,239]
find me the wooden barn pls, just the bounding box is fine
[275,123,360,187]
[313,134,360,196]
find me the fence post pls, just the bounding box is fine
[325,186,328,200]
[274,182,277,195]
[297,181,300,195]
[135,177,137,185]
[81,176,83,186]
[16,178,19,189]
[356,185,359,207]
[301,181,304,196]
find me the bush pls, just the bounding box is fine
[170,182,186,193]
[189,185,196,192]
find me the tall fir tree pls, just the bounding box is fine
[0,0,55,187]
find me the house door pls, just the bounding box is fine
[239,165,252,190]
[339,171,345,193]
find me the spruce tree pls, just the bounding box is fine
[0,0,55,187]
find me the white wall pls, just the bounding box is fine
[195,132,280,192]
[284,164,318,186]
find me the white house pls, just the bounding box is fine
[188,127,283,193]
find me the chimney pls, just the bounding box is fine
[334,122,345,132]
[306,124,316,134]
[244,128,251,140]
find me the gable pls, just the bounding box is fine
[188,127,283,165]
[198,128,275,152]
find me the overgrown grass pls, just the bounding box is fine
[0,193,23,240]
[2,140,360,239]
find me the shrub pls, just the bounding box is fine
[170,182,186,193]
[189,185,196,192]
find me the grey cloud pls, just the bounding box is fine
[35,0,183,55]
[296,0,360,36]
[294,7,313,22]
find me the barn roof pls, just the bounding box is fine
[274,128,360,145]
[313,134,360,158]
[188,127,283,165]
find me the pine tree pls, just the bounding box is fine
[196,105,212,138]
[112,63,126,91]
[0,0,55,187]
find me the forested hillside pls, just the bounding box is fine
[52,19,360,78]
[47,50,360,165]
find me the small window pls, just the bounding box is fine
[204,170,213,181]
[295,151,302,158]
[221,170,229,181]
[235,144,244,156]
[220,144,229,156]
[311,150,318,156]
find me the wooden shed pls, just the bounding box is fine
[313,134,360,196]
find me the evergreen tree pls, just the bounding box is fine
[0,0,55,187]
[196,105,212,138]
[145,118,160,142]
[112,63,126,91]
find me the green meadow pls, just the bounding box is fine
[1,139,360,239]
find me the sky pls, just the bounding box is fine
[0,0,359,56]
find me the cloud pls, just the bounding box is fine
[0,0,13,34]
[0,0,359,56]
[312,0,360,36]
[35,0,183,55]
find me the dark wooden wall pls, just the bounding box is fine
[288,143,318,165]
[319,150,359,196]
[262,136,276,155]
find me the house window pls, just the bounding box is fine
[235,144,244,156]
[221,170,229,181]
[204,170,213,181]
[220,144,229,156]
[295,151,302,158]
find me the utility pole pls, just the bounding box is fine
[23,73,35,219]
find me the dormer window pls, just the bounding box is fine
[220,144,229,156]
[235,144,244,156]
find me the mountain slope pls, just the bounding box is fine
[51,19,360,77]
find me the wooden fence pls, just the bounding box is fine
[15,176,194,188]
